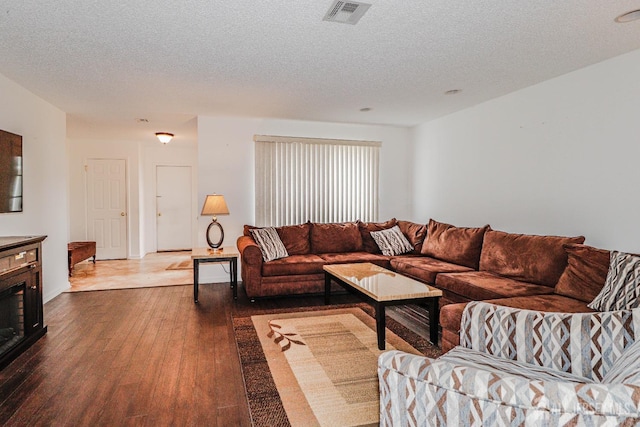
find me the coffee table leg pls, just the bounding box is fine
[428,297,439,345]
[375,302,386,350]
[193,259,199,303]
[324,273,331,305]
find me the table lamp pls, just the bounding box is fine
[201,194,229,250]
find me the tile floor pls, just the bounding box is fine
[67,251,193,292]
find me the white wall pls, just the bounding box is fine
[197,116,413,282]
[68,138,198,258]
[0,72,70,302]
[412,48,640,253]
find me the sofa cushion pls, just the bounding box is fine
[589,251,640,311]
[485,294,595,313]
[276,222,311,255]
[479,230,585,287]
[318,252,390,268]
[391,256,472,285]
[442,346,592,383]
[261,254,326,277]
[370,225,414,256]
[396,220,427,254]
[555,243,610,303]
[250,227,289,262]
[244,222,311,255]
[603,339,640,384]
[421,219,489,269]
[435,271,555,302]
[311,222,363,253]
[357,218,397,253]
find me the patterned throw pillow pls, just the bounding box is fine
[370,225,414,256]
[250,227,289,262]
[588,251,640,311]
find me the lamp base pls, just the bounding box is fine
[206,220,224,249]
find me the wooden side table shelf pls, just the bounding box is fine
[191,247,239,303]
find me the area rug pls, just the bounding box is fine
[234,306,442,427]
[166,260,193,270]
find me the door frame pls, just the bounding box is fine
[152,163,198,253]
[84,157,129,260]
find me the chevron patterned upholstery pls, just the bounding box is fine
[378,302,640,426]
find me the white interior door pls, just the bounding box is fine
[156,165,192,251]
[86,159,127,260]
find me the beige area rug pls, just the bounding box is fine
[166,259,193,270]
[248,308,422,427]
[67,252,193,292]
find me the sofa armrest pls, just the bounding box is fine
[460,302,640,381]
[236,236,264,298]
[237,235,263,265]
[378,350,640,425]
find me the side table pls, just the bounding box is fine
[191,247,239,303]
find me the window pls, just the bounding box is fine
[254,135,380,226]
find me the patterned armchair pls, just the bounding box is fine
[378,302,640,426]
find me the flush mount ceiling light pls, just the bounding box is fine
[155,132,174,144]
[323,1,371,25]
[615,9,640,23]
[445,89,462,95]
[360,107,372,112]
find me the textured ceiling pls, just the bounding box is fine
[1,1,640,142]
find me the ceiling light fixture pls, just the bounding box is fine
[445,89,461,95]
[615,9,640,23]
[360,107,372,112]
[155,132,174,144]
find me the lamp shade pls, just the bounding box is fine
[201,194,229,216]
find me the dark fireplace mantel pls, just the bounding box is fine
[0,235,47,370]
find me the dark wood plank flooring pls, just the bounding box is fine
[0,282,359,426]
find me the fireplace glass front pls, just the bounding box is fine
[0,284,25,357]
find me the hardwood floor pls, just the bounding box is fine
[0,278,360,426]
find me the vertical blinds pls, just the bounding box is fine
[254,135,380,227]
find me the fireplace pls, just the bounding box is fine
[0,283,25,357]
[0,236,46,370]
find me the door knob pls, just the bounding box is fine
[158,213,162,217]
[121,212,125,216]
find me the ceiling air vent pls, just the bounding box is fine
[323,1,371,25]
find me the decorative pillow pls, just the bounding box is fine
[357,218,397,253]
[250,227,289,262]
[421,219,490,269]
[370,225,414,256]
[588,251,640,311]
[554,243,611,303]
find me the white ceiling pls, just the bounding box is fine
[1,1,639,142]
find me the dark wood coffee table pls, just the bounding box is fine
[324,262,442,350]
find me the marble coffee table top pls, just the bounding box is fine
[323,262,442,302]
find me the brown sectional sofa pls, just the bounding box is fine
[238,218,612,352]
[237,220,397,299]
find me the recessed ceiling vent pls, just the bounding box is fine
[323,1,371,25]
